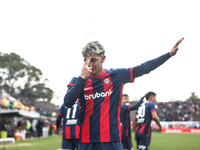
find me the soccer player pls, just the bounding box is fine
[120,93,148,150]
[132,92,162,150]
[64,38,184,150]
[56,100,80,150]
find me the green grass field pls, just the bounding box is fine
[1,133,200,150]
[132,132,200,150]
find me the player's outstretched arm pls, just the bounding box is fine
[169,37,184,56]
[133,37,184,79]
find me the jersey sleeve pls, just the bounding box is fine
[111,68,134,84]
[64,76,85,108]
[129,96,144,110]
[56,104,65,129]
[67,77,77,88]
[121,104,129,111]
[132,52,171,79]
[111,53,170,84]
[150,103,157,113]
[57,104,65,117]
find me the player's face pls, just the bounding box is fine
[152,95,157,103]
[122,96,129,104]
[84,53,106,76]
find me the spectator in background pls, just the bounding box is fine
[42,119,48,138]
[19,118,27,140]
[36,118,43,137]
[48,121,53,136]
[0,117,6,134]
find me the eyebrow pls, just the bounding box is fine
[84,57,98,62]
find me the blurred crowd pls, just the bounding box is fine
[157,101,200,122]
[0,116,57,139]
[0,88,57,117]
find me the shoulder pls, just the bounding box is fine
[108,68,127,73]
[121,104,129,110]
[121,104,126,108]
[59,103,65,110]
[147,102,157,109]
[70,76,78,83]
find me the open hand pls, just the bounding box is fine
[169,37,184,56]
[159,126,163,133]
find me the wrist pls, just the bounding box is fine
[80,75,87,80]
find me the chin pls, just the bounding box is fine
[90,72,97,76]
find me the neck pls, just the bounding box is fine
[93,68,105,76]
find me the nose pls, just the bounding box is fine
[89,61,93,67]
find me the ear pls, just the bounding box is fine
[101,55,106,63]
[149,95,153,101]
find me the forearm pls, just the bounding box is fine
[153,116,162,129]
[64,76,84,107]
[133,52,171,78]
[133,123,136,132]
[56,116,62,129]
[132,115,137,132]
[130,96,144,110]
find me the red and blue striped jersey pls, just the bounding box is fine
[120,96,145,138]
[65,52,171,143]
[120,104,133,138]
[135,101,157,138]
[57,100,80,140]
[68,68,134,143]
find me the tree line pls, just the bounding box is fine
[0,52,53,102]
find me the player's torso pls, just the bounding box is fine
[78,70,124,143]
[59,102,80,139]
[120,104,131,137]
[135,102,153,134]
[63,102,80,126]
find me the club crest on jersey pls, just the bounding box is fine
[104,78,110,85]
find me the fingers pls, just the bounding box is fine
[80,57,92,80]
[88,66,92,73]
[144,92,149,97]
[84,57,91,66]
[174,37,184,48]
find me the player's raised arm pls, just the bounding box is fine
[129,96,145,110]
[64,57,92,108]
[169,37,184,56]
[80,57,92,80]
[64,77,84,108]
[132,37,184,79]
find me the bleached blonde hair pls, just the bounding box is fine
[82,41,105,57]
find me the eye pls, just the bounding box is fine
[90,58,96,62]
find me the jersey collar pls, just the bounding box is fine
[89,69,107,79]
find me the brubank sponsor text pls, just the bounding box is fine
[84,90,113,100]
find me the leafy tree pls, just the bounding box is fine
[0,52,53,102]
[187,92,200,102]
